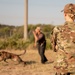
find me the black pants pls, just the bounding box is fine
[37,42,48,63]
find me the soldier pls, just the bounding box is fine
[51,3,75,75]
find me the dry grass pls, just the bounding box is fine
[0,49,56,75]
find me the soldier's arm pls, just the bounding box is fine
[51,27,58,52]
[51,33,57,52]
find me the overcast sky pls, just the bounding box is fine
[0,0,75,26]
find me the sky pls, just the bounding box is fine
[0,0,75,26]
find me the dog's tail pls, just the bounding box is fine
[18,50,26,56]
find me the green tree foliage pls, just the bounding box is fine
[0,23,54,50]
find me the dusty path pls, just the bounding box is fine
[0,50,56,75]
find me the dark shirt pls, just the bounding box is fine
[37,32,46,45]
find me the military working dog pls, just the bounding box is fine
[0,50,26,66]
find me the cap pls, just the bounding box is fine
[61,3,75,13]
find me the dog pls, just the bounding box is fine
[0,50,26,66]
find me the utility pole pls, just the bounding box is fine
[24,0,28,40]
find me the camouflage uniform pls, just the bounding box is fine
[52,22,75,75]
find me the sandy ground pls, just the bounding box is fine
[0,50,57,75]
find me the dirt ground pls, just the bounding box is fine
[0,49,57,75]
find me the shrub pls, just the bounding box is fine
[0,40,8,49]
[16,40,30,50]
[7,38,17,49]
[46,39,52,50]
